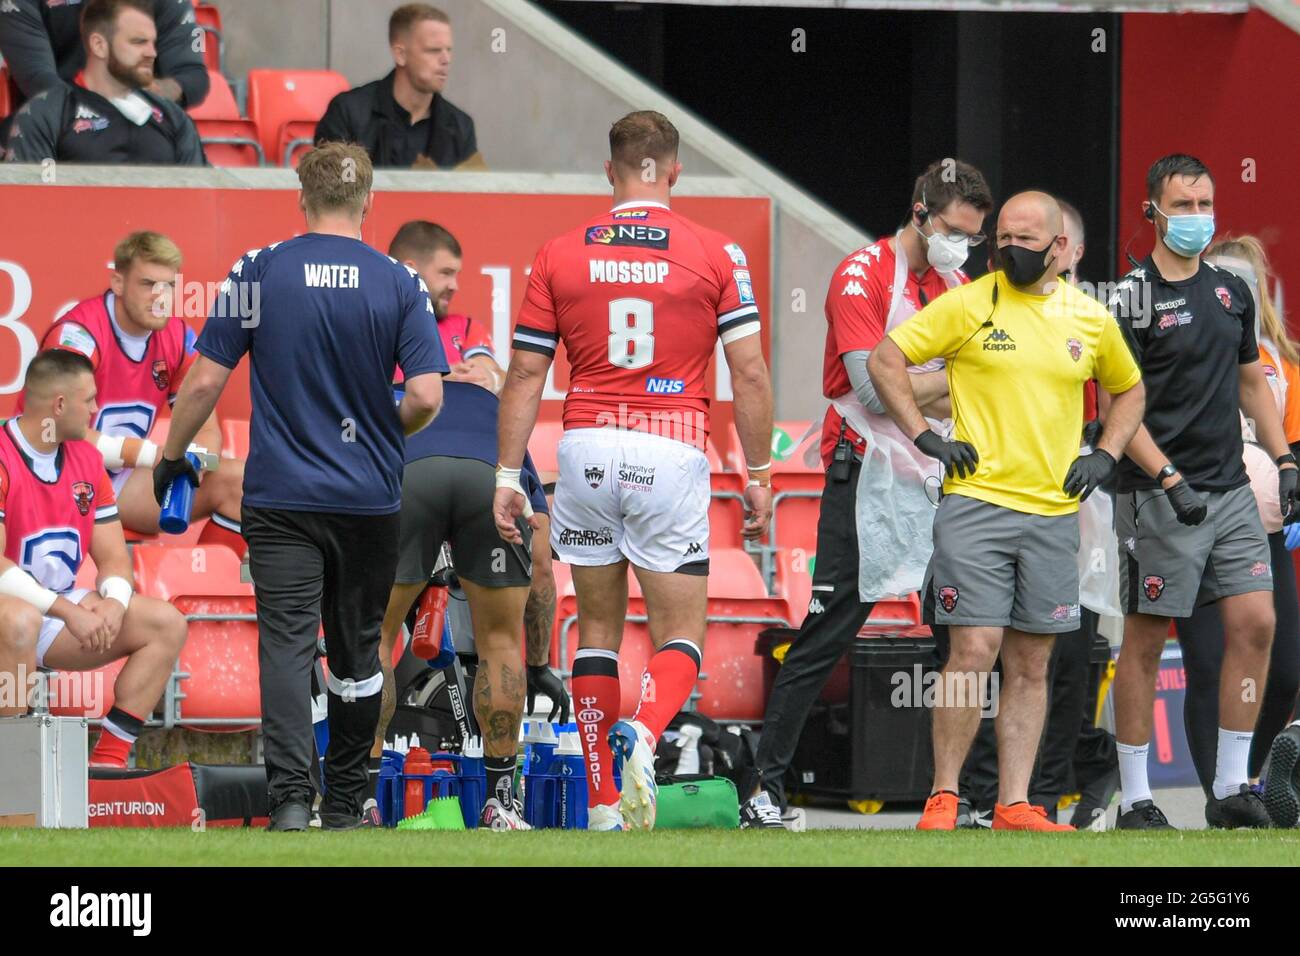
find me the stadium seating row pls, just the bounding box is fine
[189,68,350,168]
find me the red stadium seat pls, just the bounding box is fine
[0,64,11,120]
[245,69,349,166]
[190,72,264,166]
[188,69,238,119]
[193,4,224,73]
[278,119,318,169]
[773,547,812,626]
[196,119,264,166]
[134,544,259,730]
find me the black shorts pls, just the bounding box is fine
[394,456,532,588]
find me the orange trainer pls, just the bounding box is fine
[917,791,959,830]
[992,802,1076,832]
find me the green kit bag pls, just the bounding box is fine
[654,776,740,829]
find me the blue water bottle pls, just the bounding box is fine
[159,452,202,534]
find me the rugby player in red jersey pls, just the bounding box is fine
[38,232,245,550]
[0,350,186,766]
[493,111,774,831]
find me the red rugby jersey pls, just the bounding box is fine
[512,201,760,447]
[819,237,968,466]
[0,418,117,594]
[39,292,195,442]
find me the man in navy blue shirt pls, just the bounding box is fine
[157,142,447,830]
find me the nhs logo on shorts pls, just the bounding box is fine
[645,377,685,394]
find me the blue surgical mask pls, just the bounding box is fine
[1154,204,1215,258]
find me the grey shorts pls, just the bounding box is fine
[1116,482,1271,618]
[395,456,532,588]
[923,493,1082,634]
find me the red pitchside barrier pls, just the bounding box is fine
[0,185,771,461]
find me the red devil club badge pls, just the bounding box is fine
[1143,574,1165,601]
[72,481,94,516]
[1067,338,1083,362]
[938,586,959,613]
[1215,286,1232,310]
[151,359,170,391]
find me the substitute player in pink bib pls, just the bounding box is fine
[493,111,775,831]
[38,232,246,549]
[0,351,186,767]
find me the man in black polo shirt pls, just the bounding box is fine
[314,4,478,170]
[1107,153,1297,830]
[3,0,204,165]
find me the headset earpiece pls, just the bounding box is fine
[1143,204,1155,222]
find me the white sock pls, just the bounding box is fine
[1117,742,1151,813]
[1212,727,1253,800]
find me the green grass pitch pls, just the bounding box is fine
[6,828,1300,867]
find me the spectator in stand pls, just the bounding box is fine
[0,0,208,115]
[315,4,479,170]
[4,0,204,165]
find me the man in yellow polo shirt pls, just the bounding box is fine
[869,191,1146,831]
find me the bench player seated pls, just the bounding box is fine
[39,231,245,551]
[0,350,187,767]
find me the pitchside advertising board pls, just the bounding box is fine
[0,187,771,447]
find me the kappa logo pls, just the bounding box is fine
[686,542,703,556]
[1250,561,1270,577]
[938,586,959,613]
[584,464,605,489]
[1067,337,1083,362]
[841,280,868,299]
[71,481,94,516]
[151,359,170,391]
[983,329,1016,351]
[807,598,825,615]
[1215,286,1233,310]
[1143,575,1165,601]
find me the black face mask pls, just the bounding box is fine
[997,237,1058,288]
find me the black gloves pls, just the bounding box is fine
[1165,479,1208,526]
[526,665,571,724]
[152,454,200,505]
[1064,448,1115,502]
[1082,418,1102,450]
[913,429,979,480]
[1279,465,1299,522]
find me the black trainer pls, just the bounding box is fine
[1071,768,1119,831]
[1116,799,1175,830]
[739,792,785,829]
[955,796,981,830]
[1263,723,1300,828]
[268,799,311,832]
[1207,783,1271,829]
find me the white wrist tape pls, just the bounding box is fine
[135,440,158,469]
[99,576,134,610]
[495,466,535,518]
[0,566,57,614]
[96,433,127,469]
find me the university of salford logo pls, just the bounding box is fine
[938,586,959,613]
[1067,337,1083,362]
[71,481,94,516]
[151,360,170,391]
[1144,575,1165,601]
